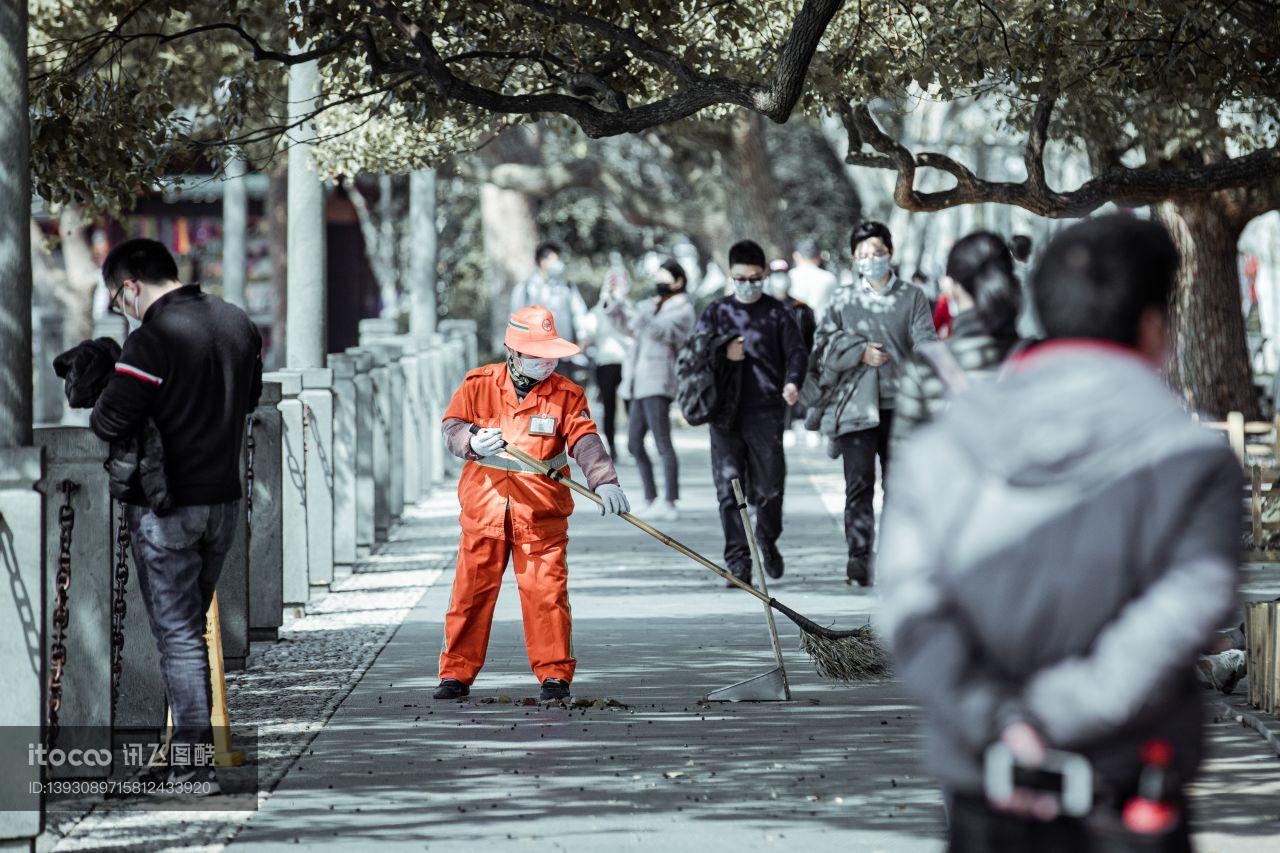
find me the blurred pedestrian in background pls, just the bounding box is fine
[1010,233,1043,339]
[767,258,818,446]
[511,241,590,380]
[789,237,838,316]
[621,259,696,520]
[880,215,1241,852]
[892,231,1024,448]
[803,221,936,587]
[580,268,632,459]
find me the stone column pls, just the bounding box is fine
[33,429,113,779]
[408,169,438,340]
[222,153,249,309]
[33,308,64,427]
[268,371,309,611]
[327,354,357,575]
[285,54,326,369]
[294,368,334,590]
[248,380,284,641]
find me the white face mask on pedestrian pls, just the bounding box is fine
[857,255,892,281]
[732,278,765,302]
[110,283,144,335]
[509,351,558,382]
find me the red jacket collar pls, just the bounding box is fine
[1010,338,1153,371]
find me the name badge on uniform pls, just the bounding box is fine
[529,415,556,436]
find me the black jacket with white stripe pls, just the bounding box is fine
[91,285,263,507]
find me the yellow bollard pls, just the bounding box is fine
[162,593,245,767]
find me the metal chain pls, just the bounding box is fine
[302,403,311,460]
[47,480,78,753]
[110,507,130,720]
[245,415,257,528]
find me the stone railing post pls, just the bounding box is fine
[349,350,376,558]
[350,347,392,542]
[293,368,334,592]
[266,371,308,612]
[33,429,112,778]
[248,380,284,642]
[327,354,357,577]
[0,447,44,842]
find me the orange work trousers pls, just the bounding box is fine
[438,521,575,685]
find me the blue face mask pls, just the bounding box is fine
[857,256,891,281]
[733,279,765,302]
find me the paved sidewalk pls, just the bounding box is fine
[223,430,1280,852]
[42,490,463,853]
[42,428,1280,851]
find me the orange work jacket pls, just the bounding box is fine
[444,363,599,542]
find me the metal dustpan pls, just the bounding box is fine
[705,666,790,702]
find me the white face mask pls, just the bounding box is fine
[545,258,565,276]
[515,354,558,381]
[732,279,765,302]
[857,256,892,281]
[765,273,790,300]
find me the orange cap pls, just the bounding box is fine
[504,305,581,358]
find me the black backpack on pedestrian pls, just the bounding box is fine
[675,331,741,426]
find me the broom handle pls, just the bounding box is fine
[498,442,773,604]
[732,479,789,686]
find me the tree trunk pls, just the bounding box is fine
[56,205,97,351]
[726,112,787,259]
[480,126,542,351]
[1156,195,1256,418]
[480,184,538,351]
[0,0,32,447]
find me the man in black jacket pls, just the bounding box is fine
[90,239,262,792]
[694,240,808,585]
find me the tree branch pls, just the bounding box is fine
[360,0,842,136]
[842,101,1280,217]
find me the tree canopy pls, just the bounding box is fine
[29,0,1280,214]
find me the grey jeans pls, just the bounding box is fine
[127,502,240,762]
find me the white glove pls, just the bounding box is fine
[469,426,505,458]
[595,483,630,517]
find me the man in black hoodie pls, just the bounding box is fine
[91,239,262,792]
[694,240,808,585]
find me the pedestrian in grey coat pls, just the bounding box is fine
[622,259,696,519]
[880,216,1242,852]
[803,221,936,586]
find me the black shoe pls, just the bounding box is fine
[760,540,784,579]
[845,556,870,587]
[540,678,571,701]
[433,679,470,700]
[725,568,753,589]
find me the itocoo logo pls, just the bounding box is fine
[28,745,112,767]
